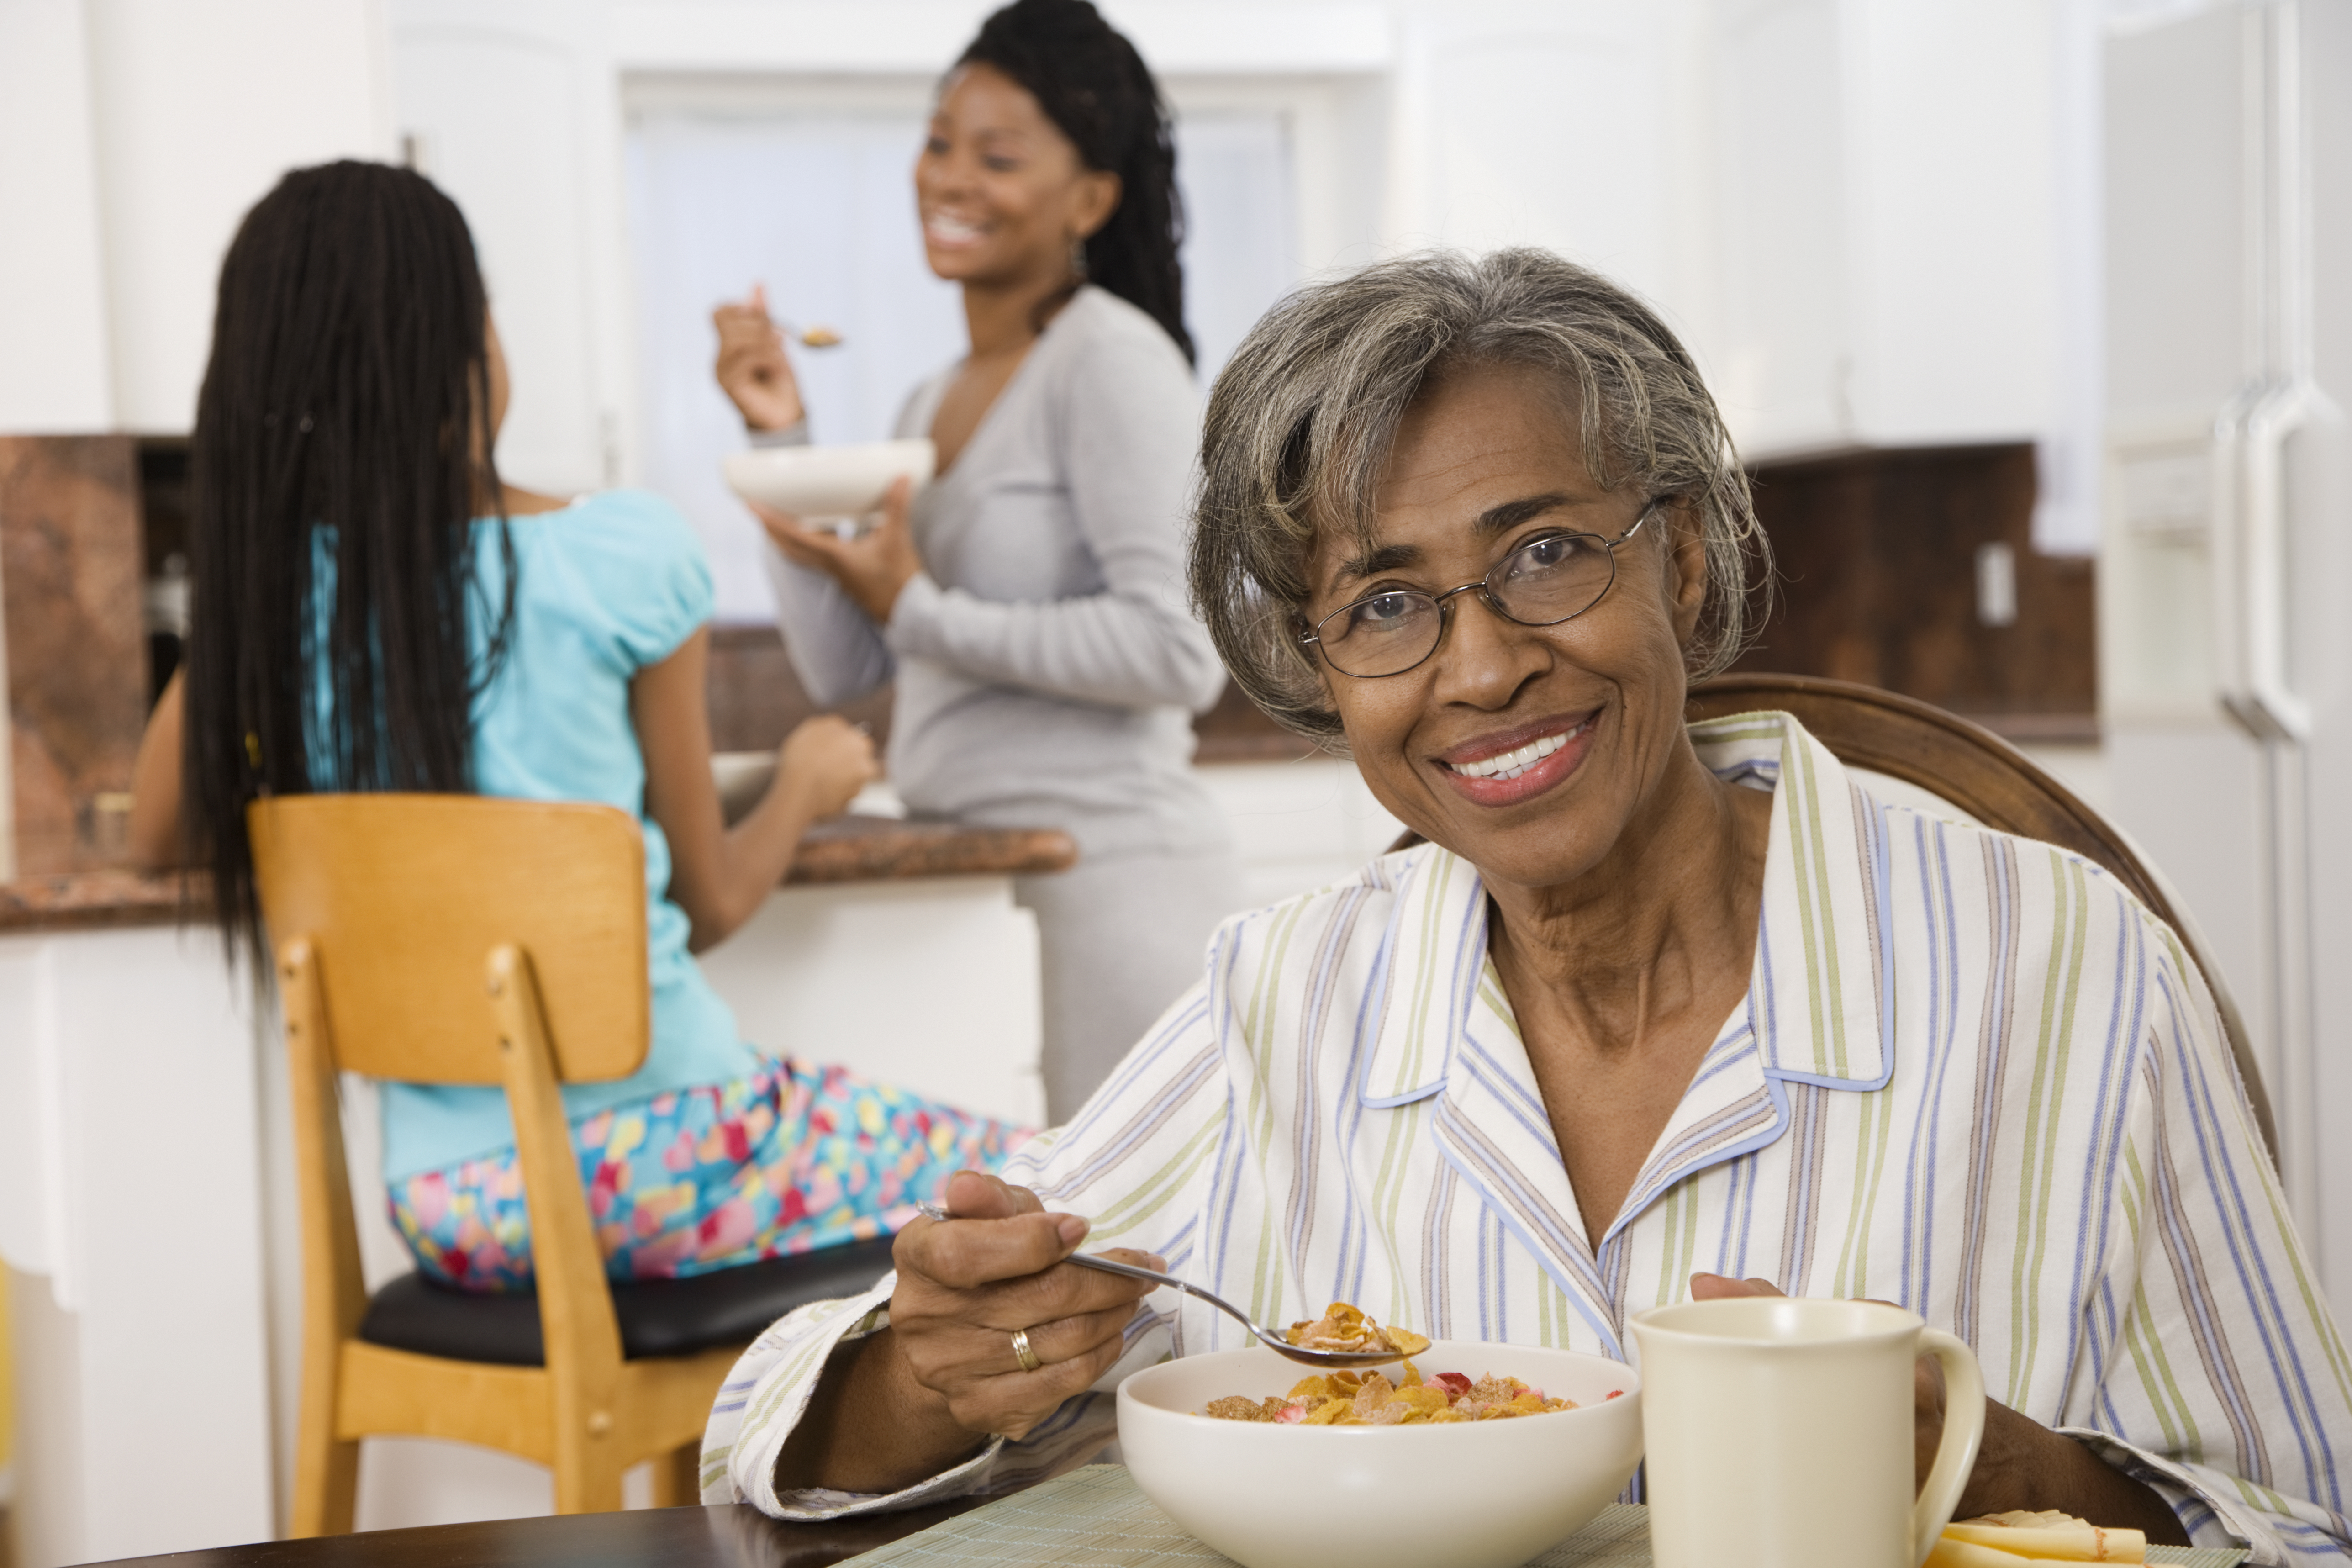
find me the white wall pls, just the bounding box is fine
[0,1,115,432]
[3,0,2088,494]
[87,0,395,432]
[0,0,394,435]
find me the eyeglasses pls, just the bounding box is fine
[1299,500,1664,679]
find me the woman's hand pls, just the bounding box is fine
[890,1169,1160,1441]
[1686,1274,2187,1543]
[752,476,923,625]
[776,713,876,820]
[634,630,877,953]
[713,283,805,432]
[773,1169,1160,1494]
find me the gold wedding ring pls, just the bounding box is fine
[1011,1327,1042,1373]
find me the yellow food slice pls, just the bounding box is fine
[1944,1522,2146,1563]
[1925,1538,2038,1568]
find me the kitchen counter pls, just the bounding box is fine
[0,813,1076,935]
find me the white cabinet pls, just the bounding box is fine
[1708,0,2069,471]
[388,0,634,495]
[1383,2,1693,323]
[0,0,390,434]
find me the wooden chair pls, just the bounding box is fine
[1382,674,2277,1163]
[1681,674,2277,1163]
[251,794,900,1535]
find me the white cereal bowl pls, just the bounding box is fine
[722,438,935,518]
[1117,1339,1642,1568]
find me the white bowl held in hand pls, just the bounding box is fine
[1117,1339,1642,1568]
[723,438,936,520]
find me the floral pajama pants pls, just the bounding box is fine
[387,1059,1031,1292]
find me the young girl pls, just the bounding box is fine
[129,159,1028,1291]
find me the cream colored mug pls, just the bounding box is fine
[1630,1297,1985,1568]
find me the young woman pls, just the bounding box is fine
[713,0,1245,1123]
[131,159,1028,1292]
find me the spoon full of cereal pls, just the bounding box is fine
[915,1202,1428,1368]
[1076,1259,1434,1368]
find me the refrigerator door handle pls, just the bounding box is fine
[2211,378,2316,742]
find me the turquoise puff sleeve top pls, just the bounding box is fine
[327,491,761,1180]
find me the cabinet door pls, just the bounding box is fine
[390,0,629,495]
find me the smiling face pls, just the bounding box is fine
[914,63,1120,291]
[1307,361,1713,893]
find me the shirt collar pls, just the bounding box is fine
[1356,708,1894,1108]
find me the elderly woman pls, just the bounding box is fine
[703,252,2351,1563]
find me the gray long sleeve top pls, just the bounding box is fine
[759,286,1232,860]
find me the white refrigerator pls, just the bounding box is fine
[2101,0,2352,1318]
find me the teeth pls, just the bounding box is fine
[1448,721,1587,781]
[927,213,983,243]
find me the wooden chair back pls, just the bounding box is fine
[246,795,649,1084]
[1683,674,2277,1163]
[250,793,669,1529]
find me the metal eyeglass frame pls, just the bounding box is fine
[1298,498,1665,679]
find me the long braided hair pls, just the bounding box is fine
[958,0,1194,364]
[184,159,515,964]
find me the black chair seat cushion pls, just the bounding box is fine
[357,1234,901,1367]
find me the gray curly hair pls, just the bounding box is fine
[1188,248,1770,748]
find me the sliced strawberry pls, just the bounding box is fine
[1431,1372,1473,1403]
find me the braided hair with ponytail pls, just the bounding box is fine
[183,159,515,966]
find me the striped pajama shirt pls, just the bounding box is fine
[703,712,2352,1564]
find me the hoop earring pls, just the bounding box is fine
[1069,235,1089,282]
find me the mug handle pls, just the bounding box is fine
[1912,1329,1987,1566]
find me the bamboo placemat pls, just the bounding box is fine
[843,1465,2248,1567]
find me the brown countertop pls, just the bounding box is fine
[785,813,1076,885]
[0,814,1077,937]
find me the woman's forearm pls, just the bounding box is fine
[1967,1400,2190,1544]
[774,1328,990,1495]
[886,578,1227,712]
[762,545,896,707]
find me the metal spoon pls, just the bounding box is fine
[775,318,844,349]
[914,1202,1416,1368]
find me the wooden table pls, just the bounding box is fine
[87,1500,988,1568]
[83,1483,2248,1568]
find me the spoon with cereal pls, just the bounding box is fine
[1076,1261,1434,1368]
[915,1202,1428,1368]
